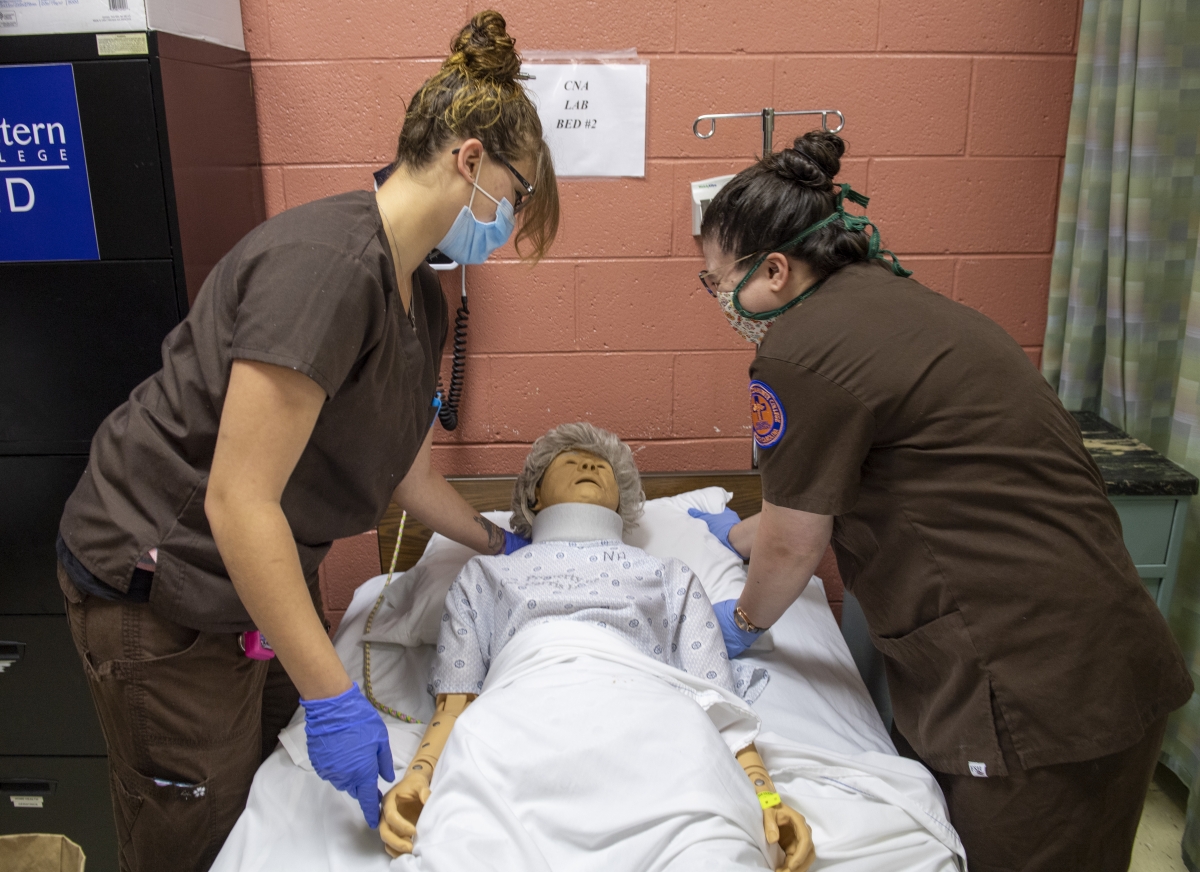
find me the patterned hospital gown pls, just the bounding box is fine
[429,538,746,698]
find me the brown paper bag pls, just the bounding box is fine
[0,833,86,872]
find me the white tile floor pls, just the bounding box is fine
[1131,766,1190,872]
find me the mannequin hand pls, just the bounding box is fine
[713,599,763,658]
[503,531,531,554]
[301,683,394,828]
[379,772,431,858]
[687,507,745,557]
[764,802,815,872]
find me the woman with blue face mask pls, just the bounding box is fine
[690,130,1191,872]
[54,11,559,871]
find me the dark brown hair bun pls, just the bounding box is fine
[793,130,845,178]
[447,10,523,85]
[768,130,844,190]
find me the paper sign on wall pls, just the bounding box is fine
[520,61,647,178]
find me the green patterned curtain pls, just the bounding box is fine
[1168,240,1200,870]
[1043,0,1200,863]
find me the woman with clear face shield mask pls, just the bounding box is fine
[688,129,1191,872]
[55,11,559,871]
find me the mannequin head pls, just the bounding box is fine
[532,450,621,513]
[510,422,644,538]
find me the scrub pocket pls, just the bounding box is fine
[872,609,1006,777]
[110,756,215,871]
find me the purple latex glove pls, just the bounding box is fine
[301,683,394,827]
[713,599,763,658]
[504,530,531,554]
[688,506,744,557]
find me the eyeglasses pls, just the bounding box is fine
[698,251,761,297]
[452,148,535,214]
[494,153,535,214]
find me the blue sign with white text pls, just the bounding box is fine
[0,64,99,262]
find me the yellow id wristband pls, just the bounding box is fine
[757,791,781,810]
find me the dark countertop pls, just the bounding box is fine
[1072,411,1199,496]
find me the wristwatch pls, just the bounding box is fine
[733,604,768,634]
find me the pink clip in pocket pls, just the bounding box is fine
[239,630,275,660]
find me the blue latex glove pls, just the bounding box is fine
[504,530,531,554]
[301,683,394,827]
[688,507,744,557]
[713,599,763,658]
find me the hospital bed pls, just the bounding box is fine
[212,473,965,871]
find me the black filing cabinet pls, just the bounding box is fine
[0,32,264,870]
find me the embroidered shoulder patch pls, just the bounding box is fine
[749,380,786,448]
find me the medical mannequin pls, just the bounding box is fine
[378,425,814,872]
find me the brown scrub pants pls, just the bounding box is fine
[59,563,324,872]
[892,702,1167,872]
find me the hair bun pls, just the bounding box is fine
[447,10,523,85]
[772,130,846,189]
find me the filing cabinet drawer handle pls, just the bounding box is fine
[1,779,55,794]
[0,640,25,674]
[2,778,56,808]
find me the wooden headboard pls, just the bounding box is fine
[377,471,764,575]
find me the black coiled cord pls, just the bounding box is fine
[437,296,469,431]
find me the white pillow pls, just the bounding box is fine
[362,511,512,648]
[624,486,748,604]
[626,487,774,652]
[362,488,766,648]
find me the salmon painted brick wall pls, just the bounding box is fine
[238,1,1082,626]
[239,0,1080,475]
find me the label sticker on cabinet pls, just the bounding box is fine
[10,795,44,808]
[96,33,149,56]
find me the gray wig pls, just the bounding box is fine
[510,422,645,538]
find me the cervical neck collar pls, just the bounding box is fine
[531,502,623,544]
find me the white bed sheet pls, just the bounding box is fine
[213,574,964,872]
[338,572,894,755]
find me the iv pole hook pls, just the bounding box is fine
[691,109,846,154]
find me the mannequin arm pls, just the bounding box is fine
[737,744,815,872]
[379,693,474,857]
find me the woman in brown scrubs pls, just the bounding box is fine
[54,12,558,871]
[694,130,1192,871]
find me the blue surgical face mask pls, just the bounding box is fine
[435,156,515,264]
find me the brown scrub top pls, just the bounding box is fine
[59,191,448,633]
[750,261,1192,776]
